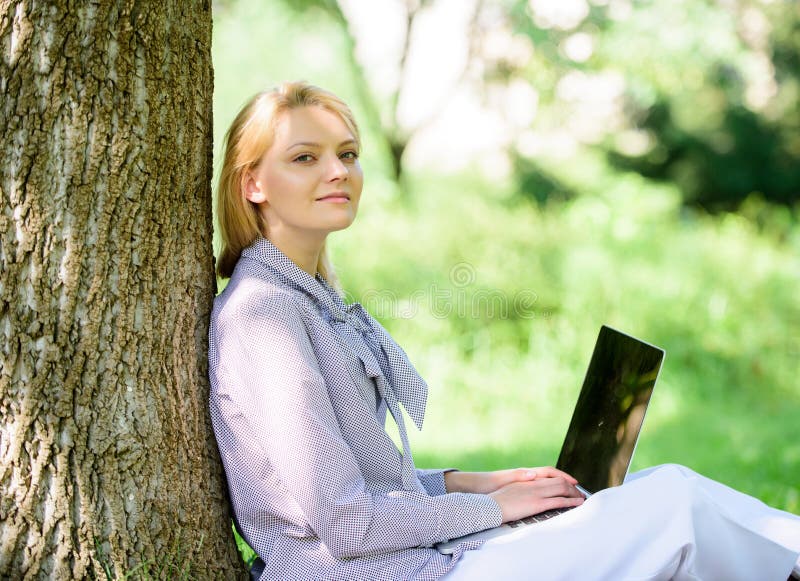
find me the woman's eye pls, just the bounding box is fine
[340,151,359,161]
[293,154,315,163]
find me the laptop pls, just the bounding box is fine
[435,325,665,554]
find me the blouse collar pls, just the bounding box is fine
[241,236,341,311]
[238,236,429,435]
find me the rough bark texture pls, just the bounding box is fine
[0,1,245,578]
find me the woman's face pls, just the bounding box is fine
[245,105,363,244]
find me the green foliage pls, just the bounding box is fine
[506,0,800,209]
[605,84,800,210]
[232,523,258,571]
[512,153,577,206]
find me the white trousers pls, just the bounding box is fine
[443,464,800,581]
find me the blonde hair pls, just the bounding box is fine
[215,81,361,286]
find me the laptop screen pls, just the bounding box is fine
[555,325,665,494]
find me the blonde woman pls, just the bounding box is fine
[208,81,800,580]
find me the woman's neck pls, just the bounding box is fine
[266,230,325,278]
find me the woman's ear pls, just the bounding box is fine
[243,170,268,204]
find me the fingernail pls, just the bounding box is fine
[525,470,537,479]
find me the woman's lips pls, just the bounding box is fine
[317,193,350,203]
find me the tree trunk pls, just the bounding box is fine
[0,1,245,578]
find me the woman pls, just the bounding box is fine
[208,81,800,580]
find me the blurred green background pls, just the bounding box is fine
[211,0,800,539]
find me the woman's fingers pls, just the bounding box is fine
[538,493,585,513]
[534,476,585,498]
[515,466,578,485]
[489,476,586,522]
[536,467,579,485]
[511,468,539,481]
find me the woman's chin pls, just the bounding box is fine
[323,213,358,233]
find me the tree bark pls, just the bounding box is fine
[0,1,245,578]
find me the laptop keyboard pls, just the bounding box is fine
[507,506,573,528]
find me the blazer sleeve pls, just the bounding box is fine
[211,293,501,559]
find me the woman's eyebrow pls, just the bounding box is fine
[286,139,357,151]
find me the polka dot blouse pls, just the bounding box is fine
[208,237,501,580]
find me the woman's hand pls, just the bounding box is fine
[488,475,585,523]
[444,466,577,495]
[444,467,584,523]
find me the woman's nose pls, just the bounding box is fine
[325,155,348,181]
